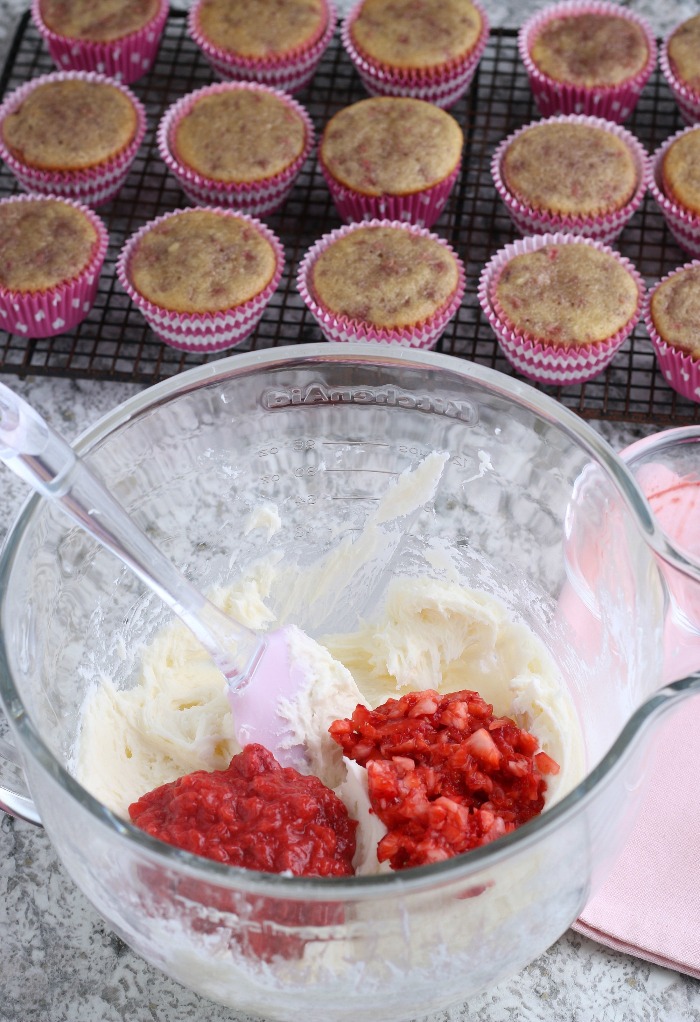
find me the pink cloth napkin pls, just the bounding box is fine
[574,691,700,979]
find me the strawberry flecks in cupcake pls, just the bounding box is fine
[530,12,650,88]
[129,743,358,876]
[329,689,559,870]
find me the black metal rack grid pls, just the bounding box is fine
[0,9,695,424]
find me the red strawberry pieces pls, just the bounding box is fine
[329,688,559,870]
[129,743,357,877]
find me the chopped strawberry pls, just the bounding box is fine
[329,689,559,870]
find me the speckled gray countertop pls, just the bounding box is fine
[1,2,700,1021]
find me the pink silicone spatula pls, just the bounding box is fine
[0,382,311,769]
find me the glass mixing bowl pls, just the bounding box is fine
[0,343,698,1021]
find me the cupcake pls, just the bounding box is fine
[32,0,169,84]
[518,1,656,123]
[649,126,700,259]
[319,96,463,227]
[116,207,285,353]
[187,0,337,94]
[491,114,648,243]
[0,195,108,338]
[0,72,146,207]
[644,261,700,403]
[157,82,314,216]
[478,233,644,386]
[342,0,490,109]
[297,219,465,348]
[660,13,700,126]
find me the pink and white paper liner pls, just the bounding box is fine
[478,232,645,386]
[341,0,489,109]
[643,260,700,404]
[0,71,147,208]
[649,127,700,259]
[518,1,657,124]
[0,194,108,339]
[297,218,465,349]
[116,208,285,353]
[319,160,460,228]
[187,0,337,94]
[31,0,169,85]
[157,82,315,216]
[659,32,700,127]
[491,114,649,243]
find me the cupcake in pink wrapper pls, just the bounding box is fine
[0,195,108,339]
[157,82,314,217]
[31,0,169,85]
[341,0,489,109]
[478,233,644,386]
[297,219,465,348]
[117,207,284,353]
[319,96,462,227]
[644,261,700,404]
[187,0,336,94]
[518,1,656,123]
[0,71,146,208]
[491,114,648,244]
[649,126,700,259]
[660,14,700,127]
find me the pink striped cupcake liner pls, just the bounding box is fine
[341,0,489,109]
[491,114,649,243]
[643,260,700,404]
[518,1,657,124]
[297,218,465,348]
[0,195,108,339]
[0,71,147,208]
[649,127,700,259]
[478,232,644,386]
[116,208,285,353]
[157,82,315,216]
[659,29,700,127]
[187,0,336,94]
[319,160,460,228]
[31,0,168,84]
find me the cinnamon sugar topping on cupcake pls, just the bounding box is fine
[666,14,700,97]
[494,242,639,348]
[38,0,161,42]
[194,0,328,59]
[500,120,638,219]
[529,11,650,88]
[310,223,460,329]
[649,264,700,359]
[0,197,99,292]
[128,209,278,315]
[661,127,700,217]
[1,77,138,172]
[172,88,308,184]
[350,0,483,71]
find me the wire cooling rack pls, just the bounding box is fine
[0,9,695,424]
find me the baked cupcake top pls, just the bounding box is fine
[38,0,161,42]
[1,77,139,172]
[493,242,639,347]
[128,209,278,314]
[0,198,99,292]
[309,224,461,328]
[194,0,328,59]
[529,11,650,88]
[649,264,700,358]
[171,87,308,184]
[666,14,700,95]
[661,127,700,216]
[320,97,463,197]
[349,0,483,71]
[500,120,638,217]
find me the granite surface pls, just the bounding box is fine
[1,2,700,1021]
